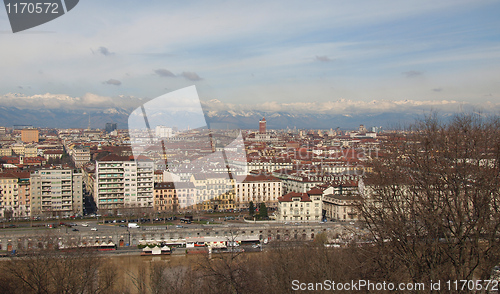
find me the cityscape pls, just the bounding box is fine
[2,1,500,293]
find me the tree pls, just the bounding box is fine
[359,113,500,283]
[258,203,268,218]
[249,201,254,216]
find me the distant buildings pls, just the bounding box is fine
[259,117,266,134]
[155,125,173,138]
[21,128,39,143]
[105,123,117,133]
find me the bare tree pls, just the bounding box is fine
[360,113,500,283]
[3,248,116,294]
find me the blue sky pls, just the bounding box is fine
[0,0,499,113]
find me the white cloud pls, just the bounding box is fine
[202,98,495,115]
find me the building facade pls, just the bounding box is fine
[277,189,323,222]
[235,174,282,209]
[190,174,236,211]
[94,155,154,211]
[71,147,91,168]
[21,129,39,143]
[30,169,83,217]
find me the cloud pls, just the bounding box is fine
[432,88,443,92]
[402,70,423,78]
[0,93,141,110]
[103,79,122,86]
[154,69,176,77]
[315,55,332,62]
[97,46,114,56]
[201,98,486,115]
[181,71,203,81]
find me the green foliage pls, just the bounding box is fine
[258,203,268,218]
[249,201,255,216]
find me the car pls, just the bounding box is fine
[119,224,126,227]
[90,227,98,231]
[72,228,79,231]
[175,225,183,228]
[81,223,89,227]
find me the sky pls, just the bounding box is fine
[1,0,500,115]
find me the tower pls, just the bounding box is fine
[259,117,266,134]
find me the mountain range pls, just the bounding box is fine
[0,106,437,130]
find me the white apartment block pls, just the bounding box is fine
[30,169,83,217]
[94,155,154,211]
[235,174,282,209]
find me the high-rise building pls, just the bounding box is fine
[30,169,83,217]
[94,155,154,211]
[259,117,266,134]
[21,128,39,143]
[105,123,117,133]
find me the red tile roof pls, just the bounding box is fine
[278,192,311,202]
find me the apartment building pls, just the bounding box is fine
[0,173,18,218]
[235,174,282,209]
[190,173,236,211]
[0,172,31,218]
[71,146,91,167]
[322,181,361,221]
[30,169,83,217]
[94,155,154,211]
[21,128,39,143]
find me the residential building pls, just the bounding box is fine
[153,182,178,212]
[322,193,361,221]
[0,173,30,218]
[30,169,83,217]
[21,128,39,143]
[322,181,362,221]
[276,188,323,221]
[71,146,90,167]
[153,181,195,212]
[94,155,154,211]
[235,174,282,209]
[190,174,236,211]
